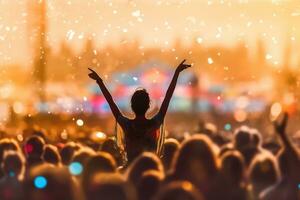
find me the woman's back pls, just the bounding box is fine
[118,114,163,163]
[88,60,191,164]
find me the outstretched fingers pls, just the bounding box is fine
[180,59,186,65]
[88,68,97,73]
[274,112,289,134]
[184,63,192,68]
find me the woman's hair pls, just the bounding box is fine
[233,126,252,150]
[24,135,45,158]
[172,135,219,181]
[72,147,95,167]
[24,164,79,200]
[162,138,180,171]
[2,150,25,180]
[131,88,150,115]
[153,181,205,200]
[249,153,280,193]
[126,152,164,186]
[220,150,245,185]
[0,138,20,162]
[85,152,116,174]
[137,170,163,200]
[101,138,123,165]
[86,173,137,200]
[60,142,80,165]
[82,152,117,194]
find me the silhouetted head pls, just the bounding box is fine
[249,154,280,195]
[43,144,61,165]
[82,152,117,192]
[72,147,95,167]
[0,138,20,159]
[24,135,45,158]
[153,181,205,200]
[24,164,78,200]
[220,151,245,186]
[234,126,252,150]
[2,150,25,180]
[101,138,123,165]
[32,130,46,141]
[0,138,20,177]
[127,152,163,186]
[172,135,219,183]
[162,138,180,171]
[137,170,163,200]
[131,88,150,116]
[85,152,116,174]
[60,142,80,165]
[86,173,137,200]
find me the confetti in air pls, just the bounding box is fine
[66,30,75,40]
[208,57,214,65]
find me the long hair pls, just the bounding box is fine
[114,116,165,165]
[172,135,219,182]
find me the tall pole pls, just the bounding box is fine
[27,0,47,103]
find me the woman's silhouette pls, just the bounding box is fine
[88,59,191,163]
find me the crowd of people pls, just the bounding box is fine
[0,60,298,200]
[0,112,299,200]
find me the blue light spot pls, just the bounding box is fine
[298,183,300,189]
[34,176,47,189]
[9,171,15,177]
[224,123,231,131]
[69,162,83,175]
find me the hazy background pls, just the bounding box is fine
[0,0,300,66]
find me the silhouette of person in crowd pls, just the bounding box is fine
[88,59,191,163]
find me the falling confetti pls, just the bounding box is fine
[208,57,214,65]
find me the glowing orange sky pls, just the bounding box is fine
[0,0,299,66]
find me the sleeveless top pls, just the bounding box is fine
[116,113,165,164]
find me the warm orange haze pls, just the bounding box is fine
[0,0,299,64]
[0,1,299,200]
[0,0,299,136]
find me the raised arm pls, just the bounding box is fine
[274,112,297,154]
[88,68,122,120]
[159,59,191,118]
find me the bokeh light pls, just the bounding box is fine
[76,119,84,127]
[69,162,83,176]
[17,134,23,142]
[236,96,249,109]
[34,176,47,189]
[234,110,247,122]
[13,102,25,114]
[9,171,15,177]
[270,102,282,121]
[60,130,68,140]
[224,123,232,131]
[24,144,33,154]
[95,131,106,139]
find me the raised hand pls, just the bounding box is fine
[88,68,122,120]
[274,112,288,136]
[176,59,192,73]
[88,68,102,82]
